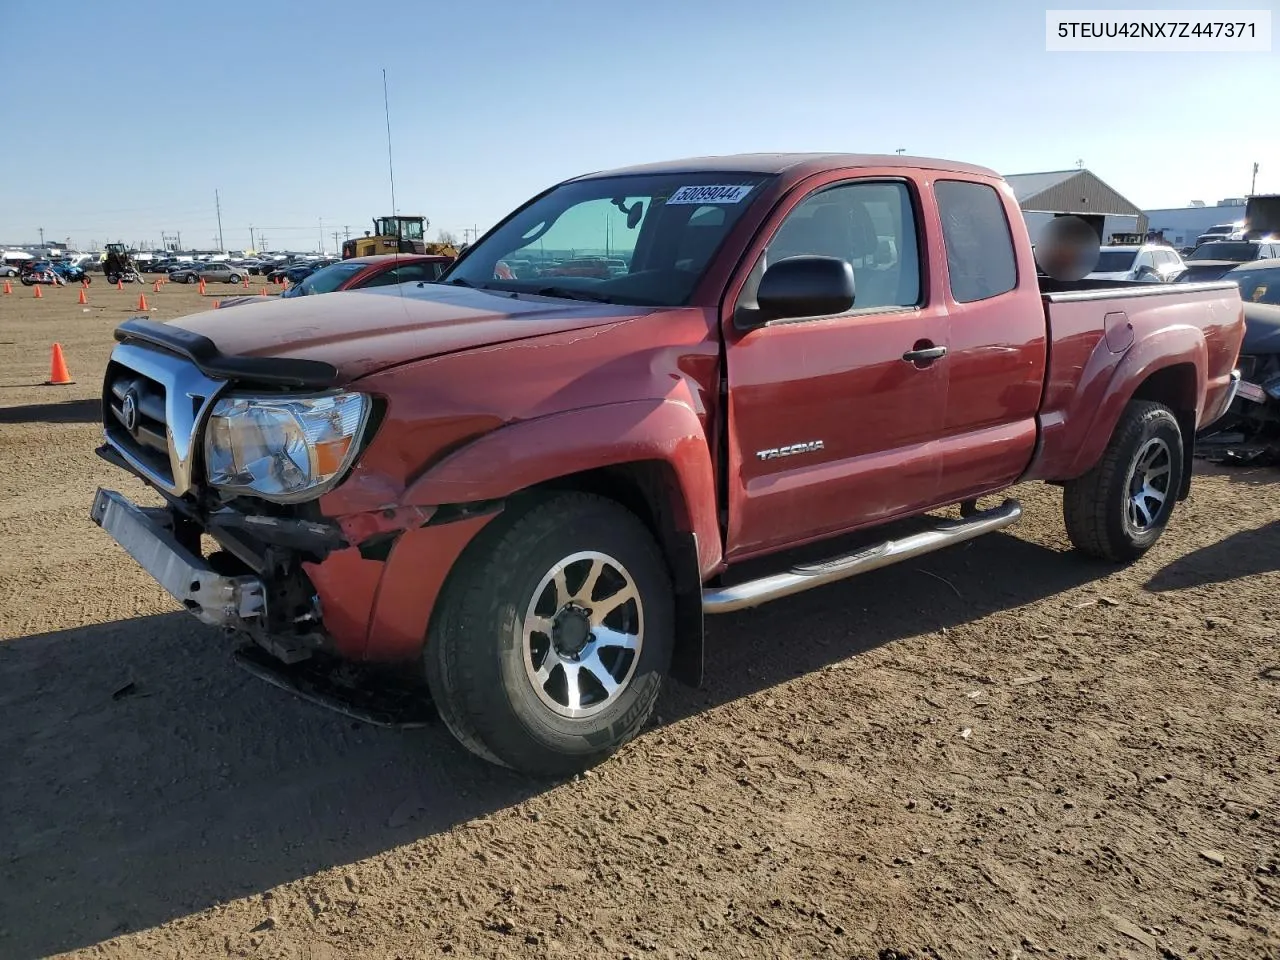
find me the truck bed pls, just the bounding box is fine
[1028,276,1244,482]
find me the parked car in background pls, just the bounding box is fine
[0,262,18,277]
[1223,257,1280,306]
[169,261,247,284]
[282,254,450,298]
[92,152,1245,777]
[269,262,320,284]
[1087,244,1185,283]
[218,254,454,308]
[1176,240,1280,283]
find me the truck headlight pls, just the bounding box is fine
[203,392,371,502]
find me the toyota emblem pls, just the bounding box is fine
[121,390,139,433]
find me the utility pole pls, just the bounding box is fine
[249,225,256,252]
[38,227,44,247]
[1252,162,1259,195]
[331,231,341,252]
[215,190,225,253]
[318,217,324,254]
[895,148,905,155]
[343,225,351,240]
[176,230,183,252]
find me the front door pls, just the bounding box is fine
[723,176,951,560]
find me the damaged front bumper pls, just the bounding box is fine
[91,488,266,627]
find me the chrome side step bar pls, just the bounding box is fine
[702,498,1023,614]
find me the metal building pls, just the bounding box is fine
[1142,200,1248,248]
[1004,169,1147,245]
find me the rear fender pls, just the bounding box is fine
[1062,326,1206,480]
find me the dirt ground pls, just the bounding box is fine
[0,279,1277,960]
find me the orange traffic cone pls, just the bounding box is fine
[116,279,123,291]
[199,279,207,295]
[153,280,161,293]
[3,280,11,295]
[33,284,43,299]
[242,276,249,289]
[213,300,221,309]
[137,293,149,311]
[78,287,87,305]
[260,286,268,296]
[45,343,74,385]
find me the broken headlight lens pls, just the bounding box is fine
[203,392,370,502]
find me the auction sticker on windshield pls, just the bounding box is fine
[666,185,755,205]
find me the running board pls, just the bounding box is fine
[702,498,1023,614]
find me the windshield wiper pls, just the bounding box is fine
[535,286,616,303]
[444,277,474,287]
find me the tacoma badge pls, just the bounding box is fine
[757,440,825,461]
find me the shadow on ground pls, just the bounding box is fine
[0,398,101,424]
[0,531,1105,958]
[1145,518,1280,592]
[1192,458,1280,486]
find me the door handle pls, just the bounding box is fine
[902,344,947,364]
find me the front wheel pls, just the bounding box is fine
[1063,400,1184,562]
[186,274,198,284]
[425,493,673,777]
[20,276,34,286]
[228,274,241,284]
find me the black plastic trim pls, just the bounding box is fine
[114,317,340,388]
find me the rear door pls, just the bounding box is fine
[929,178,1046,503]
[722,173,950,560]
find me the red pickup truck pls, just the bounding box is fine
[92,153,1244,776]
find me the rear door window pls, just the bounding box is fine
[934,180,1018,302]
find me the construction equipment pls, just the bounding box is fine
[341,216,458,259]
[103,243,140,285]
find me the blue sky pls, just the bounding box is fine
[0,0,1274,251]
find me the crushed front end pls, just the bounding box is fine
[91,319,373,665]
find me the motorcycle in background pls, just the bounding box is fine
[18,261,66,286]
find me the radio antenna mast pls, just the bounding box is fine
[383,68,397,217]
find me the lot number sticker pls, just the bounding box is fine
[666,184,754,205]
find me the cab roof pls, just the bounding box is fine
[572,152,1001,182]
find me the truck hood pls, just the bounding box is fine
[159,283,650,382]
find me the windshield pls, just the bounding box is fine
[294,261,364,295]
[1092,250,1137,272]
[442,172,775,306]
[1189,242,1259,261]
[1229,266,1280,304]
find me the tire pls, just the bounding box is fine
[20,276,33,286]
[186,274,197,284]
[1063,400,1184,562]
[228,274,241,284]
[425,493,674,777]
[107,272,120,285]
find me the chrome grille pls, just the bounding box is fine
[101,342,228,496]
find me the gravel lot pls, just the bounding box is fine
[1,280,1277,960]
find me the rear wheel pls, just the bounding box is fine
[1064,400,1184,561]
[425,493,673,777]
[186,274,198,284]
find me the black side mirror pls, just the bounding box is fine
[753,256,855,325]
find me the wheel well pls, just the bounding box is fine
[1130,363,1198,500]
[525,461,704,687]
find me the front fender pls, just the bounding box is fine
[401,397,723,578]
[1061,326,1206,480]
